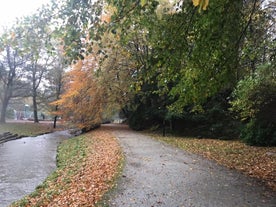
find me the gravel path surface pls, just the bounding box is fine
[104,124,275,207]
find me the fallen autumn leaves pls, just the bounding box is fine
[151,134,276,191]
[11,127,122,207]
[10,125,275,207]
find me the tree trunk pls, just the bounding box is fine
[33,92,39,123]
[53,105,59,128]
[162,119,166,137]
[0,99,8,123]
[53,116,58,128]
[0,84,13,123]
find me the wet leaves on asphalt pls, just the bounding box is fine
[151,134,276,191]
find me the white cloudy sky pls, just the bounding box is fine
[0,0,51,28]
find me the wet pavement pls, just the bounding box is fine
[0,131,71,207]
[106,124,276,207]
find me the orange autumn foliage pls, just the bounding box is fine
[53,55,104,130]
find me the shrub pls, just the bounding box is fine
[231,64,276,146]
[241,119,276,146]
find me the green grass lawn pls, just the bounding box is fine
[0,122,53,137]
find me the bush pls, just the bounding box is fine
[241,119,276,146]
[231,64,276,121]
[128,109,146,130]
[231,64,276,146]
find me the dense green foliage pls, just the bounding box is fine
[101,0,275,145]
[240,119,276,146]
[50,0,103,62]
[231,64,276,145]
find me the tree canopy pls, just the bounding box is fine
[0,0,275,145]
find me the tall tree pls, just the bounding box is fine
[46,48,66,128]
[103,0,243,122]
[19,7,54,123]
[0,28,27,123]
[53,54,104,131]
[230,1,276,146]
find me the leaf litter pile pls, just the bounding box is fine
[152,134,276,191]
[11,127,122,207]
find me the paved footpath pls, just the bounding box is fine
[104,124,275,207]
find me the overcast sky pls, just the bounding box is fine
[0,0,51,28]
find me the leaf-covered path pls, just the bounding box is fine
[104,124,275,207]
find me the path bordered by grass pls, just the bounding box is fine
[150,133,276,191]
[11,127,122,207]
[0,122,53,137]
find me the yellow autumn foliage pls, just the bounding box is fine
[193,0,209,10]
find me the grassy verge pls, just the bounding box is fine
[10,127,122,207]
[0,122,53,137]
[150,133,276,191]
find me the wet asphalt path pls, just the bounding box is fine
[105,124,276,207]
[0,131,70,207]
